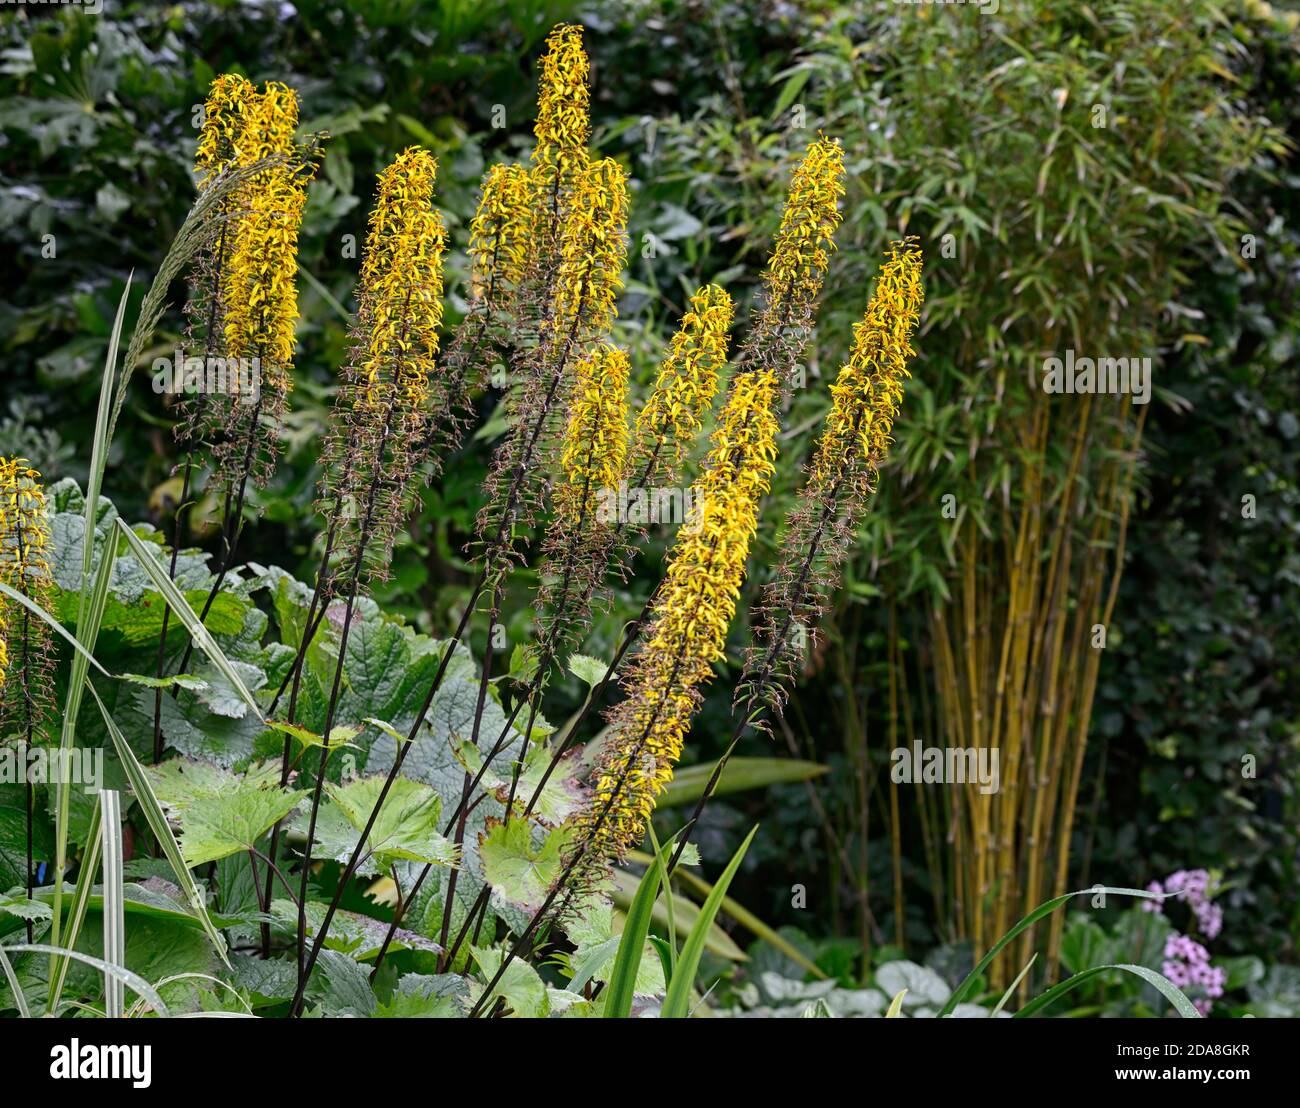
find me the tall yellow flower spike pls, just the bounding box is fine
[742,239,923,715]
[468,163,532,299]
[751,136,845,361]
[222,81,311,383]
[194,73,257,185]
[815,238,924,483]
[531,23,592,213]
[556,344,630,528]
[0,457,55,738]
[577,367,780,869]
[355,146,447,415]
[318,147,448,587]
[548,157,629,344]
[627,284,733,487]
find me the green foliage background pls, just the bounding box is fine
[1,0,1297,1006]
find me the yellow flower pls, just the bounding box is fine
[628,284,733,486]
[556,344,630,527]
[355,147,447,415]
[578,367,780,866]
[319,147,448,586]
[814,238,924,484]
[468,163,531,299]
[755,135,845,339]
[0,457,55,737]
[548,157,628,344]
[530,24,591,213]
[222,82,312,385]
[194,73,257,185]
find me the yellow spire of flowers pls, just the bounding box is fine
[558,344,630,514]
[814,238,924,483]
[627,284,733,486]
[194,73,257,185]
[752,135,845,351]
[222,81,311,380]
[577,367,781,867]
[468,163,531,299]
[0,457,55,738]
[531,23,591,207]
[741,239,923,715]
[355,146,447,414]
[548,157,629,343]
[318,147,448,587]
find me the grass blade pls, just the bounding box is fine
[49,533,117,966]
[992,952,1037,1017]
[660,824,757,1019]
[630,849,826,980]
[937,886,1163,1017]
[85,679,231,967]
[0,941,31,1018]
[885,988,908,1017]
[1015,963,1201,1019]
[604,833,676,1018]
[48,800,102,1010]
[0,583,111,677]
[115,518,264,721]
[10,945,170,1018]
[99,790,126,1018]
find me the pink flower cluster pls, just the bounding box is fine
[1144,868,1227,1015]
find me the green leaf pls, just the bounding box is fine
[567,653,609,688]
[172,777,305,868]
[1016,964,1201,1019]
[660,825,758,1018]
[469,945,548,1018]
[309,776,457,877]
[938,886,1164,1017]
[477,818,572,915]
[604,834,675,1018]
[454,738,583,827]
[655,757,828,808]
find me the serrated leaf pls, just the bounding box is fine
[567,653,609,688]
[478,819,573,915]
[309,776,457,877]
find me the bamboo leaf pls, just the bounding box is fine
[655,757,828,808]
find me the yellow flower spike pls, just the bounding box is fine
[754,135,845,343]
[194,73,257,185]
[530,23,592,213]
[0,457,55,739]
[548,157,629,343]
[628,284,733,487]
[318,147,448,588]
[558,344,630,519]
[468,163,532,300]
[813,238,924,485]
[576,367,781,871]
[355,146,447,415]
[215,81,318,491]
[742,238,923,715]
